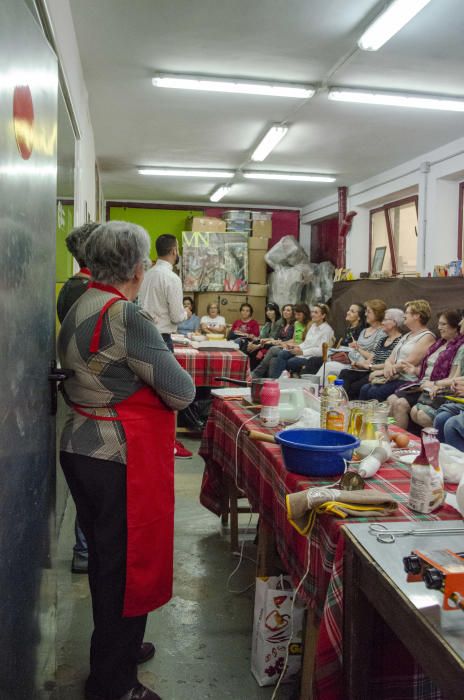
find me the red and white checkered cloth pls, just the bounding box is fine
[199,398,461,699]
[174,348,250,387]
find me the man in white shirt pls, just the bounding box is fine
[138,234,186,351]
[139,233,197,457]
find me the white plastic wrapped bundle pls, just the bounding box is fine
[268,263,314,307]
[302,261,335,306]
[319,261,335,300]
[265,235,309,270]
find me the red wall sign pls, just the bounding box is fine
[13,85,34,160]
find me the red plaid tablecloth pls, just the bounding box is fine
[199,398,461,700]
[174,348,250,387]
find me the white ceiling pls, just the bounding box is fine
[69,0,464,208]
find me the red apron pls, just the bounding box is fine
[73,282,175,617]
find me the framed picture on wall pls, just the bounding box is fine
[371,245,387,273]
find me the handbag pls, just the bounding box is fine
[416,391,448,411]
[370,375,388,385]
[329,351,350,364]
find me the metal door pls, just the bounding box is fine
[0,1,58,697]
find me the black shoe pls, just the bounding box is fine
[71,551,88,574]
[137,642,155,664]
[85,683,161,700]
[179,405,205,432]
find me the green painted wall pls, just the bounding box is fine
[108,206,204,258]
[56,200,74,282]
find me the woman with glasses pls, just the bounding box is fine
[339,308,404,399]
[389,309,464,428]
[359,299,435,403]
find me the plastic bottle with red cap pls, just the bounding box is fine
[259,381,280,428]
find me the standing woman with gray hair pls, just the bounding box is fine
[56,221,100,575]
[58,221,195,700]
[339,308,404,399]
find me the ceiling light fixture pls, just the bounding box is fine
[210,185,231,202]
[138,167,235,178]
[251,125,289,162]
[328,87,464,112]
[152,73,315,99]
[358,0,432,51]
[243,172,335,183]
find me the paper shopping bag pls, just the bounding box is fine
[251,575,304,687]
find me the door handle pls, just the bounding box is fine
[48,361,74,415]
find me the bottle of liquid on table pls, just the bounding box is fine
[259,381,280,428]
[325,378,349,432]
[320,374,336,429]
[408,427,445,514]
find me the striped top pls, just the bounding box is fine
[372,335,401,365]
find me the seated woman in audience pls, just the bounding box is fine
[317,299,386,380]
[263,304,333,379]
[339,308,404,399]
[200,302,227,335]
[303,302,365,376]
[434,376,464,448]
[228,302,260,350]
[177,296,200,335]
[246,302,281,367]
[389,310,464,428]
[252,303,310,378]
[248,303,294,369]
[359,299,435,402]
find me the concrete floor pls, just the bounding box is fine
[56,437,295,700]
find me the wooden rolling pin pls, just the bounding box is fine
[321,341,329,388]
[248,430,277,444]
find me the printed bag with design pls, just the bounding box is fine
[251,575,304,687]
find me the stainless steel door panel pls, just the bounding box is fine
[0,1,58,697]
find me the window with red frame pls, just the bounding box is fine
[458,182,464,259]
[369,196,418,274]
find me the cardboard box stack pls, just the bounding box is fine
[186,216,226,233]
[248,212,271,293]
[194,292,267,325]
[188,211,272,324]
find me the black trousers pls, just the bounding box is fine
[338,368,370,400]
[60,452,147,699]
[301,356,323,375]
[161,332,174,352]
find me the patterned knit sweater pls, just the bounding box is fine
[58,288,195,463]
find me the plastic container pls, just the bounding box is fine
[320,376,348,431]
[320,374,336,429]
[275,428,360,477]
[326,379,349,431]
[260,381,280,428]
[408,427,445,514]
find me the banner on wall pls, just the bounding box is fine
[182,231,248,292]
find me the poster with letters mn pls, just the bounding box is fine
[182,231,248,292]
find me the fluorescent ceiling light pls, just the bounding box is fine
[152,74,314,99]
[210,185,231,202]
[358,0,432,51]
[251,125,289,162]
[328,88,464,112]
[138,167,234,178]
[243,172,335,183]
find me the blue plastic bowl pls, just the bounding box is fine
[275,428,360,477]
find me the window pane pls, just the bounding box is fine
[371,211,391,273]
[461,184,464,260]
[388,201,417,273]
